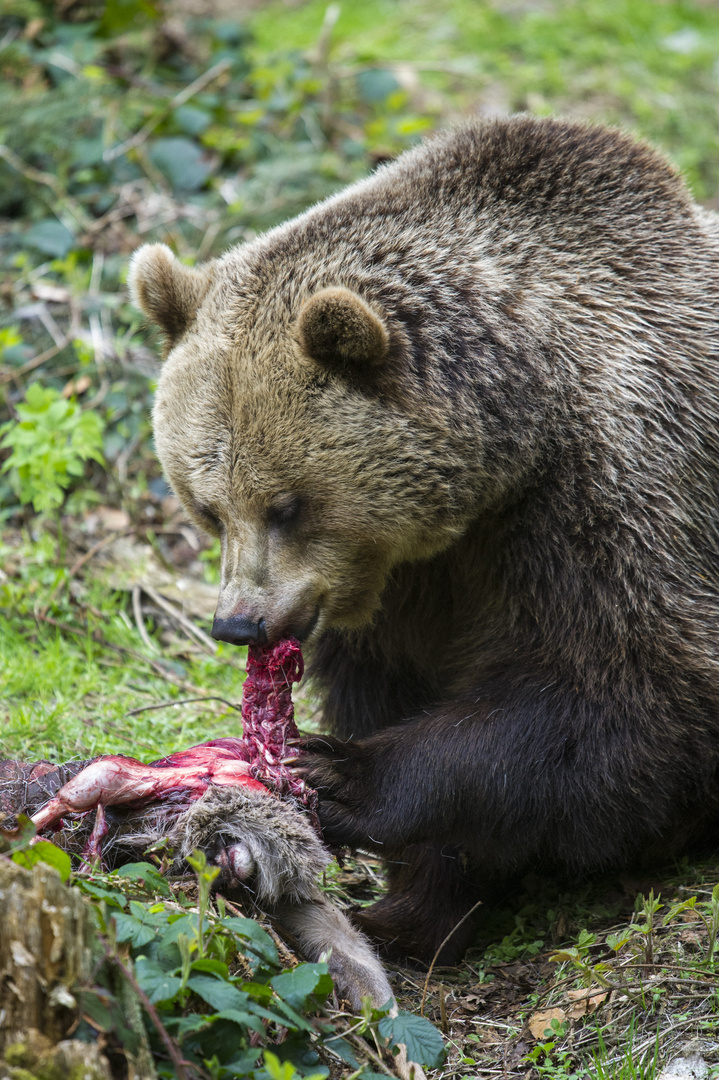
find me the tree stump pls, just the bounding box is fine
[0,858,92,1048]
[0,859,156,1079]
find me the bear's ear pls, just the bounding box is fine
[128,243,211,346]
[297,287,389,370]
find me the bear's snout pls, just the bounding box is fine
[212,614,268,646]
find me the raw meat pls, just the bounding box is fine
[1,638,317,860]
[241,638,315,814]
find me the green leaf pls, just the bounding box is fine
[262,1051,328,1080]
[148,137,214,192]
[357,68,400,103]
[187,974,250,1012]
[12,839,72,882]
[164,1013,213,1038]
[242,980,274,1001]
[134,956,184,1005]
[116,861,171,896]
[378,1011,446,1068]
[99,0,160,35]
[270,963,332,1012]
[113,903,161,947]
[224,1048,263,1075]
[324,1038,358,1067]
[268,995,315,1033]
[212,1007,264,1033]
[190,957,229,978]
[0,383,105,513]
[175,105,212,135]
[25,219,76,258]
[221,915,279,967]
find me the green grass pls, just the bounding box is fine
[252,0,719,198]
[0,531,248,762]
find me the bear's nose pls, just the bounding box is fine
[211,615,268,646]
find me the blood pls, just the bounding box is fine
[29,740,266,835]
[241,638,316,817]
[10,638,319,857]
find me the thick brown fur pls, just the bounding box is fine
[298,287,389,368]
[131,116,719,965]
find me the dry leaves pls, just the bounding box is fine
[528,990,608,1039]
[527,1008,566,1039]
[565,988,608,1018]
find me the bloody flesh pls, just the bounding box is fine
[241,638,311,801]
[28,739,267,834]
[5,637,318,850]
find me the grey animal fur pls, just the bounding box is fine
[172,783,329,904]
[173,788,425,1078]
[114,789,407,1019]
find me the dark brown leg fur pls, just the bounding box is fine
[353,843,480,965]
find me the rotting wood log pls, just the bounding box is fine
[0,858,156,1079]
[0,858,92,1048]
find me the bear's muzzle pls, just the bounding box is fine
[211,614,268,646]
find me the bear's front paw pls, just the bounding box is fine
[297,735,383,849]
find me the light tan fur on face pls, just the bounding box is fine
[137,247,473,640]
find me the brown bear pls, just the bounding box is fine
[129,115,719,966]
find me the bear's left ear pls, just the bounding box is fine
[297,287,389,370]
[128,243,212,347]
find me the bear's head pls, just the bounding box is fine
[129,243,474,646]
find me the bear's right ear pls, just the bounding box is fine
[297,287,389,370]
[128,244,211,346]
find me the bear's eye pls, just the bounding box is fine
[195,503,223,536]
[267,495,301,528]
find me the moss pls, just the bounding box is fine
[33,1059,63,1080]
[4,1044,34,1068]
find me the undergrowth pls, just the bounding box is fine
[2,830,444,1079]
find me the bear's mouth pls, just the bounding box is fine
[295,603,321,642]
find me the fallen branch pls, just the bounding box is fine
[124,695,241,718]
[141,582,218,654]
[132,583,158,653]
[0,337,72,386]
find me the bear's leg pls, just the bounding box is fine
[353,842,480,965]
[300,671,718,935]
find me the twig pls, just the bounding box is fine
[347,1031,396,1078]
[124,695,241,718]
[419,899,484,1016]
[439,983,448,1034]
[133,584,158,653]
[103,58,232,162]
[97,932,192,1080]
[36,303,66,348]
[142,583,218,654]
[308,2,341,66]
[0,337,71,385]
